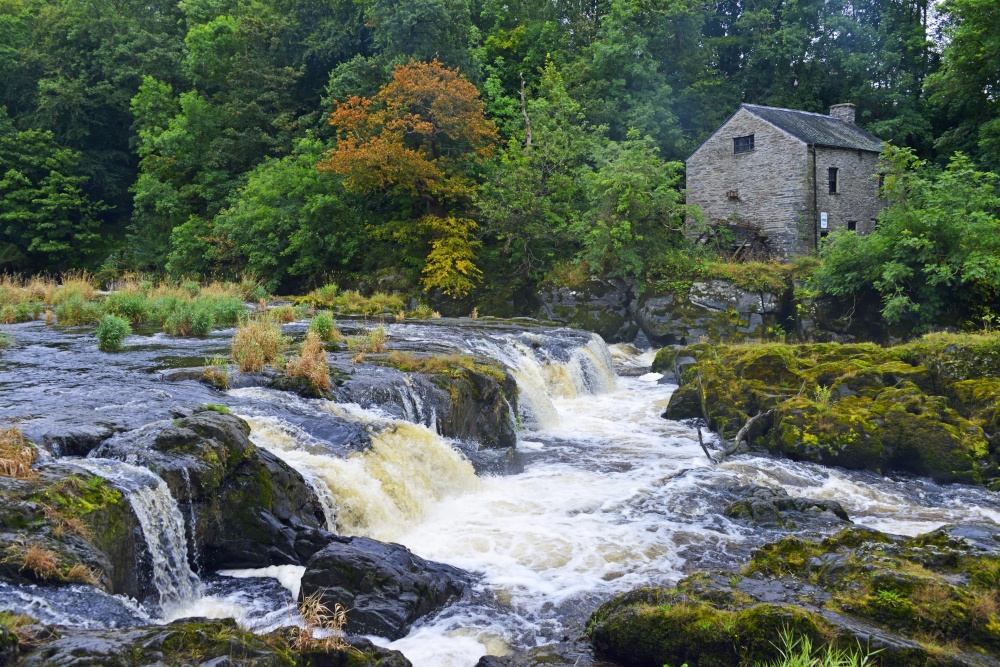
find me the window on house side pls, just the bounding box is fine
[733,135,754,154]
[829,167,839,194]
[847,220,857,231]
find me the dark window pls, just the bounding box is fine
[820,230,829,239]
[878,174,885,190]
[733,135,754,154]
[829,167,839,193]
[847,220,857,231]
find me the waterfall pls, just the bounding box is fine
[244,411,479,542]
[468,332,618,429]
[75,459,202,612]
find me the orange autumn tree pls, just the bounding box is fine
[318,59,497,297]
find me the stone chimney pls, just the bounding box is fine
[829,103,857,125]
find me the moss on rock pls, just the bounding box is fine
[660,333,1000,485]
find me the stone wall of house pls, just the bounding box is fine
[812,146,884,238]
[686,108,812,258]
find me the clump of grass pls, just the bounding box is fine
[16,546,60,581]
[65,562,99,584]
[181,280,201,297]
[295,589,349,651]
[347,324,388,362]
[95,314,132,352]
[299,286,404,316]
[51,273,96,305]
[308,311,341,343]
[203,355,231,389]
[757,628,877,667]
[201,403,230,414]
[408,304,436,319]
[0,427,38,479]
[162,300,215,336]
[0,331,10,351]
[268,304,297,323]
[285,331,331,392]
[44,310,54,325]
[232,317,286,372]
[25,276,58,304]
[0,301,42,323]
[104,290,151,325]
[54,293,102,326]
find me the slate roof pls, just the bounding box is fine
[743,104,885,153]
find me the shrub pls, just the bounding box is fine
[285,331,331,392]
[182,280,201,297]
[232,318,286,372]
[308,311,341,342]
[0,427,37,479]
[55,294,102,326]
[96,314,132,351]
[811,148,1000,330]
[104,291,151,325]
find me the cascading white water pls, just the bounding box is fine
[75,459,202,611]
[243,409,480,541]
[466,332,618,429]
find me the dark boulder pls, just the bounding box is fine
[92,410,326,570]
[299,534,467,640]
[723,484,850,529]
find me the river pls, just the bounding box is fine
[3,317,1000,665]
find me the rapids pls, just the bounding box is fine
[3,318,1000,665]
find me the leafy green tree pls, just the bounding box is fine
[926,0,1000,169]
[578,131,686,280]
[812,147,1000,329]
[214,137,365,291]
[0,110,104,271]
[477,61,600,286]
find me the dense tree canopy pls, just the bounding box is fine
[0,0,995,305]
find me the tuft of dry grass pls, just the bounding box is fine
[268,304,297,323]
[51,273,95,305]
[232,317,286,372]
[66,563,99,584]
[394,311,405,323]
[0,428,38,479]
[44,310,54,325]
[40,502,92,540]
[18,547,60,581]
[285,332,331,392]
[295,589,349,651]
[203,355,231,390]
[25,276,58,304]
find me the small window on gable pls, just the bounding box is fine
[733,135,754,154]
[847,220,857,231]
[829,167,839,194]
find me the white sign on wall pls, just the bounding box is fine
[820,212,828,229]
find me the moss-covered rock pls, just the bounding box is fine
[0,464,149,599]
[661,333,1000,485]
[589,523,1000,667]
[14,618,412,667]
[92,410,326,571]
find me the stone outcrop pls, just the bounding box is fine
[537,276,787,345]
[662,334,1000,486]
[0,463,151,600]
[589,523,1000,667]
[92,409,326,570]
[298,534,467,641]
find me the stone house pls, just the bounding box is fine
[686,103,885,258]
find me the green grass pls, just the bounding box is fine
[95,314,132,352]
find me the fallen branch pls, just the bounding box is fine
[697,427,714,463]
[716,410,773,462]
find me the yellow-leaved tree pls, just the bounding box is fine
[318,59,497,297]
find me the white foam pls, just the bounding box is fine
[219,565,307,600]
